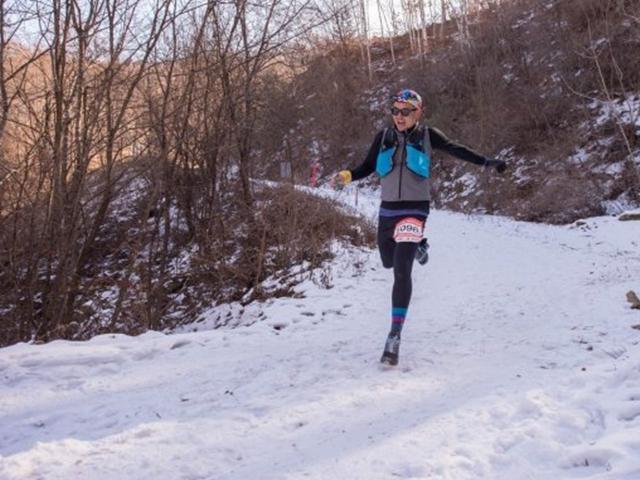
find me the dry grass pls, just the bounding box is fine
[191,183,375,304]
[0,177,375,346]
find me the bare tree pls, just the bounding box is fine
[419,0,430,54]
[0,1,48,190]
[0,0,358,346]
[440,0,447,39]
[207,0,333,207]
[352,0,372,82]
[0,0,173,341]
[377,0,397,65]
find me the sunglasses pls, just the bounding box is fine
[390,106,417,117]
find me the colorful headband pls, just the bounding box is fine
[391,89,423,108]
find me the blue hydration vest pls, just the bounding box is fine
[376,126,431,178]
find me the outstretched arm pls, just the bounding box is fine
[349,130,384,181]
[428,127,488,166]
[429,127,506,173]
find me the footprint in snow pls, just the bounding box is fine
[559,447,617,470]
[131,348,162,361]
[133,427,155,439]
[390,463,428,478]
[287,420,309,431]
[617,404,640,422]
[56,379,84,391]
[377,363,414,373]
[322,308,346,316]
[97,365,120,375]
[170,339,192,350]
[330,340,348,352]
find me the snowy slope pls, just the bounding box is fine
[1,189,640,480]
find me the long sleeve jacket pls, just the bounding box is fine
[349,124,488,214]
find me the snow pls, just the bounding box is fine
[602,194,640,216]
[512,10,536,29]
[503,71,515,83]
[568,146,590,165]
[592,95,640,130]
[454,172,478,197]
[2,190,640,480]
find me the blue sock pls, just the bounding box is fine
[390,307,407,336]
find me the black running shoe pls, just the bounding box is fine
[380,333,401,366]
[416,238,429,265]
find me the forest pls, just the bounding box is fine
[1,0,639,346]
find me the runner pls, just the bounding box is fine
[336,89,507,365]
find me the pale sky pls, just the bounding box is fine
[366,0,458,37]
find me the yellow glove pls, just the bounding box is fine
[337,170,352,186]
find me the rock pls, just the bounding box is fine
[619,210,640,221]
[627,290,640,309]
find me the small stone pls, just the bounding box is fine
[619,211,640,221]
[627,291,640,309]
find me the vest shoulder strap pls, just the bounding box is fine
[380,127,398,150]
[422,124,432,155]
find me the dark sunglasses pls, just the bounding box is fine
[390,106,417,117]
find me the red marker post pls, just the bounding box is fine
[310,162,320,187]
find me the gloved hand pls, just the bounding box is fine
[485,159,507,174]
[336,170,352,186]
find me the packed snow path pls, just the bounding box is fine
[1,194,640,479]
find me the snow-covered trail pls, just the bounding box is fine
[1,192,640,480]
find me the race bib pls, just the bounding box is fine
[393,217,424,243]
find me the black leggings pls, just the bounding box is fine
[377,216,425,309]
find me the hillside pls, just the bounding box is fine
[272,0,640,224]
